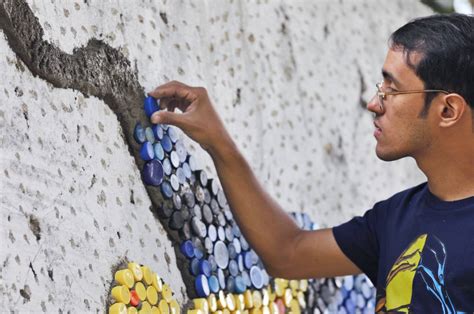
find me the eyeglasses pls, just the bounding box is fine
[375,82,450,111]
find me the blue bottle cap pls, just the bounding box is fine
[217,213,226,227]
[145,127,155,143]
[217,268,226,290]
[243,251,254,269]
[203,188,211,204]
[169,210,184,230]
[189,258,200,276]
[170,151,180,168]
[227,243,237,260]
[142,160,164,186]
[240,236,249,251]
[186,154,199,171]
[208,254,217,272]
[192,204,202,220]
[153,142,165,161]
[229,260,239,277]
[232,238,241,254]
[237,253,244,272]
[214,241,229,269]
[183,191,196,208]
[210,199,220,215]
[161,135,173,153]
[241,270,251,287]
[170,174,180,192]
[195,275,210,297]
[152,124,164,140]
[182,162,192,179]
[234,275,246,294]
[208,275,220,294]
[162,158,172,176]
[208,224,217,242]
[140,141,154,161]
[168,127,179,143]
[191,217,207,238]
[225,226,234,242]
[175,140,187,163]
[226,276,235,293]
[261,269,269,286]
[217,226,226,241]
[199,259,212,277]
[176,168,186,184]
[217,189,227,207]
[160,181,173,199]
[197,170,208,187]
[194,247,204,260]
[250,266,263,289]
[232,224,241,238]
[180,240,195,259]
[144,96,160,118]
[133,122,146,144]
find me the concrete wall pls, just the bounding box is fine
[0,0,430,312]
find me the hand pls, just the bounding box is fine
[149,81,233,153]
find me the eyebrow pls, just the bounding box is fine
[382,69,402,88]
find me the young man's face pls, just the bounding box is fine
[367,48,435,162]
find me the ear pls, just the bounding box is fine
[438,93,467,128]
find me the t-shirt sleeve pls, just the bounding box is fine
[332,205,382,283]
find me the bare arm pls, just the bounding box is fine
[149,81,361,279]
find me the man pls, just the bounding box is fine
[149,14,474,312]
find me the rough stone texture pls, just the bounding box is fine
[0,0,431,312]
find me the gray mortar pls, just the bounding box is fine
[0,0,199,300]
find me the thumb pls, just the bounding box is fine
[150,111,183,127]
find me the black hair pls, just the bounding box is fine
[389,13,474,117]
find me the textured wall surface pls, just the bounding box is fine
[0,0,431,312]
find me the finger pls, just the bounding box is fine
[149,81,197,104]
[150,110,184,127]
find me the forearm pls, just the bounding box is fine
[208,138,301,274]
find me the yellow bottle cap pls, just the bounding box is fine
[169,298,180,314]
[162,284,173,303]
[214,311,223,314]
[289,280,298,292]
[225,294,236,311]
[273,280,285,298]
[128,263,144,281]
[141,266,153,285]
[268,302,278,314]
[289,299,300,314]
[159,299,170,314]
[298,280,308,293]
[296,292,305,309]
[112,285,131,304]
[187,310,203,314]
[243,290,253,309]
[251,291,262,309]
[283,289,292,308]
[135,282,147,301]
[147,286,158,305]
[150,306,160,314]
[109,303,127,314]
[262,306,270,314]
[115,269,135,289]
[207,294,218,312]
[139,301,152,314]
[193,298,209,313]
[152,273,163,292]
[235,294,245,311]
[128,307,138,314]
[249,308,262,314]
[222,310,230,314]
[217,291,227,310]
[262,290,269,307]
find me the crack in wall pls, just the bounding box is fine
[0,0,197,300]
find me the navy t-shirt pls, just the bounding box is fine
[333,182,474,313]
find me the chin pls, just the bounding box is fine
[375,147,406,161]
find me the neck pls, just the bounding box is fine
[415,144,474,201]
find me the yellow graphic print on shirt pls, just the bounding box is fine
[376,234,461,313]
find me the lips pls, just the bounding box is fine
[374,121,382,138]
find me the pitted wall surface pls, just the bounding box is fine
[1,0,430,312]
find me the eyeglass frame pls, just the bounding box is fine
[375,82,450,111]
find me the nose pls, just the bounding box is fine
[367,95,384,115]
